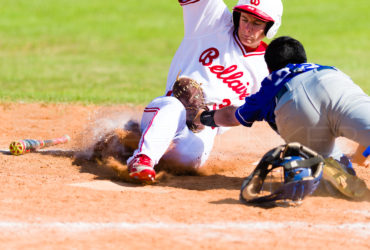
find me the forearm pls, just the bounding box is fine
[214,106,240,126]
[194,106,240,127]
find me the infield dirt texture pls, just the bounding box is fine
[1,0,369,248]
[0,103,369,249]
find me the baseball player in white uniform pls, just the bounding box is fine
[126,0,284,183]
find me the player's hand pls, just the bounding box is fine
[363,157,370,168]
[352,145,369,168]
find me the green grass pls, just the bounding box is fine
[0,0,368,105]
[278,0,369,94]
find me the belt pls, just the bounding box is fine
[275,85,288,103]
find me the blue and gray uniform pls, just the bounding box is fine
[235,63,370,160]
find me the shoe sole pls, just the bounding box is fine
[323,158,367,199]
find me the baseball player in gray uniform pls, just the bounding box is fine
[195,36,370,188]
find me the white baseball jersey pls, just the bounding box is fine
[167,0,269,110]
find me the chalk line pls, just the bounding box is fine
[69,180,172,193]
[0,221,368,236]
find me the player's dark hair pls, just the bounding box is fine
[233,11,241,31]
[265,36,307,72]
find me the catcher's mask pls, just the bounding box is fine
[240,142,324,207]
[233,0,283,39]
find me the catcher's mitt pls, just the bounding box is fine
[172,77,208,133]
[240,142,324,207]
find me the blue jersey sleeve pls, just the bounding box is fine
[235,70,288,127]
[235,92,265,127]
[234,63,334,129]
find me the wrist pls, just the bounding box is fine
[200,110,218,127]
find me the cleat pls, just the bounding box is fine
[127,154,156,183]
[322,157,366,199]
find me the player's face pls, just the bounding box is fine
[238,12,267,49]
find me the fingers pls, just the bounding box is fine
[192,109,206,126]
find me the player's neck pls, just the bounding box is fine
[243,41,267,53]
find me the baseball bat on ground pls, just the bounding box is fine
[9,135,71,156]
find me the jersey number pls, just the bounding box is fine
[213,99,231,110]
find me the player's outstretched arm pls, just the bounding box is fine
[194,106,240,128]
[214,106,240,126]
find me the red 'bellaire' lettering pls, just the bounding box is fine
[199,47,251,100]
[209,64,249,99]
[199,48,219,66]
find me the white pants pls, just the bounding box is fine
[127,96,218,168]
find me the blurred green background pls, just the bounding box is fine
[0,0,368,105]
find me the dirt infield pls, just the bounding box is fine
[0,103,369,249]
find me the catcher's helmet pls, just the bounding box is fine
[240,143,324,207]
[233,0,283,39]
[281,156,312,182]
